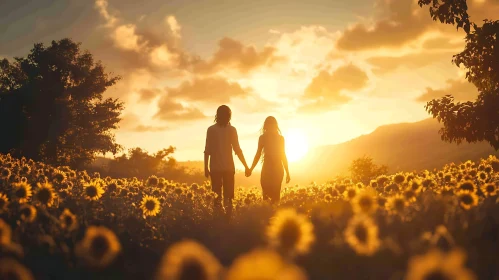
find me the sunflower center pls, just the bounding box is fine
[15,188,27,198]
[20,207,32,219]
[90,235,110,259]
[423,270,452,280]
[460,194,473,205]
[394,199,405,212]
[347,190,356,199]
[354,224,368,244]
[179,259,208,280]
[394,175,405,184]
[278,219,301,251]
[86,186,98,198]
[37,189,52,204]
[55,174,64,182]
[359,196,373,212]
[64,215,74,226]
[486,185,495,193]
[145,200,156,211]
[459,183,474,192]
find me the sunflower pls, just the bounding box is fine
[443,173,453,183]
[0,219,12,246]
[0,258,34,280]
[75,226,121,268]
[481,183,498,197]
[155,240,221,280]
[12,182,32,203]
[225,249,307,280]
[457,190,478,210]
[83,181,105,201]
[406,248,476,280]
[458,181,476,193]
[0,167,10,179]
[409,179,423,193]
[140,195,161,217]
[344,214,380,256]
[403,188,417,203]
[52,169,67,184]
[59,209,78,232]
[147,175,159,187]
[351,189,378,215]
[393,173,406,184]
[376,175,389,187]
[430,225,455,251]
[385,194,408,215]
[0,193,9,213]
[266,208,315,257]
[20,165,31,175]
[344,186,357,200]
[35,182,56,207]
[19,204,37,223]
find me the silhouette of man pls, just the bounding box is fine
[204,105,249,215]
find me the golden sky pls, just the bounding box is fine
[1,0,497,163]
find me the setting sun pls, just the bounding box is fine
[284,128,309,162]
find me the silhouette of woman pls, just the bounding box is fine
[248,116,290,203]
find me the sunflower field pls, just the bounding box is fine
[0,153,498,280]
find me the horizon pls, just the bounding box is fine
[2,0,497,163]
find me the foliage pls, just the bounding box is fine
[102,147,205,183]
[349,155,388,184]
[418,0,499,150]
[0,38,124,168]
[1,153,497,279]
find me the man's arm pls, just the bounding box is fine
[204,128,211,178]
[232,128,249,170]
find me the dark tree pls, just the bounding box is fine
[0,38,124,167]
[107,147,176,178]
[349,155,388,184]
[418,0,499,150]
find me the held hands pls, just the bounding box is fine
[286,173,291,184]
[245,166,252,177]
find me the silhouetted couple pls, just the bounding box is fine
[204,105,290,214]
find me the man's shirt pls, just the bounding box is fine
[204,124,242,172]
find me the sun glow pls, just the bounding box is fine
[284,129,309,162]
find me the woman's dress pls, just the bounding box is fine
[259,134,284,202]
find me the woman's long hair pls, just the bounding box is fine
[215,105,231,126]
[261,116,281,135]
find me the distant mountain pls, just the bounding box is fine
[296,118,498,180]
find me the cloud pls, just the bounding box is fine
[336,0,432,51]
[336,0,499,51]
[416,78,479,102]
[137,88,160,102]
[154,98,206,121]
[192,37,284,74]
[95,0,117,27]
[94,0,186,71]
[166,15,181,41]
[166,76,249,104]
[299,64,369,112]
[367,51,456,75]
[112,24,144,51]
[120,113,168,132]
